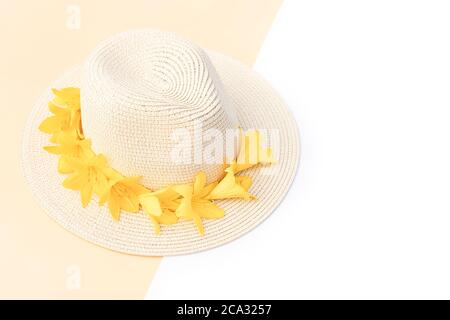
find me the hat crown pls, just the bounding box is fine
[81,30,239,189]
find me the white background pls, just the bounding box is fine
[148,0,450,299]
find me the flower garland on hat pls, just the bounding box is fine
[39,87,274,235]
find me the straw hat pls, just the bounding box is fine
[22,30,299,256]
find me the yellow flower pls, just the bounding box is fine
[43,130,94,173]
[62,154,111,207]
[139,187,180,234]
[150,187,181,212]
[207,166,254,200]
[39,88,83,141]
[172,172,225,235]
[232,129,276,173]
[99,175,148,221]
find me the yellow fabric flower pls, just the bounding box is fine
[232,129,276,173]
[172,172,224,235]
[99,175,148,221]
[62,154,111,207]
[39,87,83,141]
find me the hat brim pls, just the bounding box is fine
[22,51,300,256]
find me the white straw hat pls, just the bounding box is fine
[22,30,300,256]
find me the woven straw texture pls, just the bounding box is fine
[22,30,300,256]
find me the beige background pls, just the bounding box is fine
[0,0,282,299]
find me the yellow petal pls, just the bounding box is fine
[81,183,94,207]
[193,171,206,195]
[70,110,82,130]
[48,102,66,115]
[192,200,224,219]
[39,116,60,134]
[150,187,181,210]
[63,171,88,190]
[172,184,193,199]
[193,216,205,236]
[108,194,121,221]
[207,167,253,200]
[140,194,162,217]
[43,145,63,154]
[62,156,85,172]
[79,140,95,158]
[119,194,140,213]
[156,210,179,225]
[148,215,161,235]
[48,102,67,116]
[56,130,76,144]
[103,168,124,184]
[98,190,109,206]
[93,172,109,198]
[93,154,108,167]
[236,176,253,191]
[151,186,178,200]
[175,197,195,218]
[120,177,149,195]
[196,181,218,199]
[49,133,59,144]
[58,156,75,174]
[233,162,254,173]
[52,87,80,109]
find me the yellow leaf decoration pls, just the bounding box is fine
[39,87,274,235]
